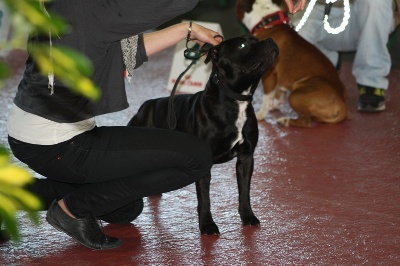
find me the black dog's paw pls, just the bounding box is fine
[200,222,220,236]
[242,215,260,227]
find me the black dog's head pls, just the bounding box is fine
[205,35,279,95]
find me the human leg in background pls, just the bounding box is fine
[352,0,394,112]
[296,3,344,67]
[298,0,395,112]
[298,2,363,68]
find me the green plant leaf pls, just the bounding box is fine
[0,62,10,79]
[30,44,101,100]
[4,0,69,36]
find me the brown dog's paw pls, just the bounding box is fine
[255,111,267,121]
[276,117,291,127]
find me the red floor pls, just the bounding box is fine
[0,47,400,265]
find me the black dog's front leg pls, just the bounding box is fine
[196,172,220,235]
[236,153,260,226]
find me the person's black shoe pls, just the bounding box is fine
[46,200,122,250]
[358,85,386,112]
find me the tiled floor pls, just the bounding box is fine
[1,3,400,265]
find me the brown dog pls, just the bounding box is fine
[237,0,348,127]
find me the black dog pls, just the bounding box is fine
[128,35,279,235]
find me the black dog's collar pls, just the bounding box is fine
[212,74,253,102]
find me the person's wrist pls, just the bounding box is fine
[186,21,193,41]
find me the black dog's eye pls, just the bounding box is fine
[239,43,246,49]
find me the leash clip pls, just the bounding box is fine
[184,42,214,60]
[212,73,219,84]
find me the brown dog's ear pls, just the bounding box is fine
[236,0,255,19]
[272,0,283,7]
[243,0,256,12]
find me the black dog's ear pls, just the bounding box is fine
[204,45,217,65]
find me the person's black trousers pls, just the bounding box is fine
[8,126,213,221]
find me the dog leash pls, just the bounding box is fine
[167,35,223,129]
[295,0,350,34]
[210,73,254,102]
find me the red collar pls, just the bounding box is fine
[250,10,291,35]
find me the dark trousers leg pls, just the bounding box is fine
[9,126,212,219]
[25,178,144,223]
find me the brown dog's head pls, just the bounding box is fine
[204,35,278,94]
[236,0,284,19]
[238,0,256,15]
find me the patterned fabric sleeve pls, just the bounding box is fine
[121,35,138,79]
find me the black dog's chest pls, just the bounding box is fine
[196,100,257,163]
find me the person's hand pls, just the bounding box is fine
[189,22,223,47]
[143,22,223,57]
[284,0,307,13]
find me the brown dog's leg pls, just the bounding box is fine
[278,79,347,127]
[277,114,313,127]
[256,72,279,120]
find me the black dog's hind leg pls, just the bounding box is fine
[196,173,220,235]
[236,153,260,226]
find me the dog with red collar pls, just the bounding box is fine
[237,0,348,127]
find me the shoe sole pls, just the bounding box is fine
[358,104,386,112]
